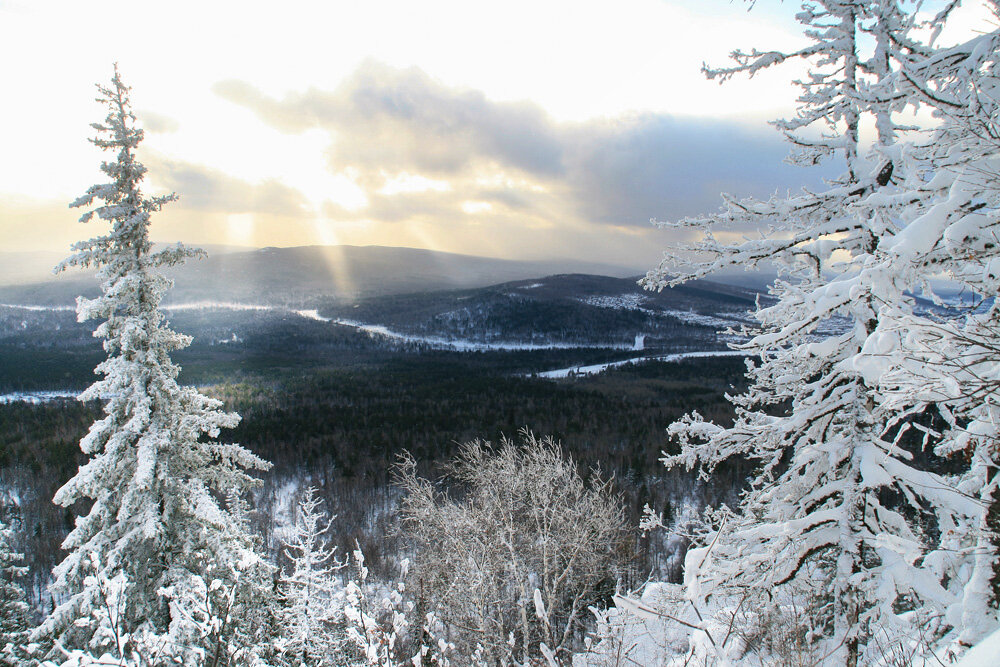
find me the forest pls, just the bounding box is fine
[0,353,749,608]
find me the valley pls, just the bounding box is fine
[0,252,760,608]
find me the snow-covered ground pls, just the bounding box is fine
[2,302,734,354]
[1,347,741,401]
[269,476,303,547]
[3,301,740,372]
[1,302,276,313]
[0,390,80,404]
[574,298,750,329]
[163,302,273,311]
[296,310,639,352]
[576,599,1000,667]
[0,303,74,312]
[955,628,1000,667]
[534,349,749,379]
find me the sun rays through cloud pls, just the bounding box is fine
[8,0,983,266]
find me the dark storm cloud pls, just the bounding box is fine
[144,153,311,218]
[214,61,823,229]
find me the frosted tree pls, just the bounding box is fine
[167,488,279,667]
[341,546,413,667]
[0,519,29,667]
[854,7,1000,646]
[276,487,346,667]
[33,66,272,665]
[643,2,977,664]
[395,431,626,665]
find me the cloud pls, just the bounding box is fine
[142,152,312,218]
[0,162,316,258]
[215,63,565,178]
[564,114,816,225]
[137,110,180,134]
[213,61,829,242]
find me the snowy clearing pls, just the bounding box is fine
[534,349,749,378]
[296,310,639,351]
[0,390,80,404]
[2,302,279,313]
[0,303,75,312]
[163,302,273,311]
[955,628,1000,667]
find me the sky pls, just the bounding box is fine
[0,0,994,270]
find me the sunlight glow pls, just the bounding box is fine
[226,214,257,247]
[321,240,356,297]
[461,201,493,215]
[281,131,370,210]
[3,0,994,268]
[379,173,453,195]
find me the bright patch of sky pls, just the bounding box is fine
[0,0,996,266]
[1,0,793,196]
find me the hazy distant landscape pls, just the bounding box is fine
[0,245,642,306]
[0,244,760,390]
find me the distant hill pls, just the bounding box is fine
[312,273,761,348]
[0,245,640,306]
[0,270,762,390]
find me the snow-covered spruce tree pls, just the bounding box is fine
[643,2,976,664]
[854,9,1000,646]
[34,66,272,665]
[0,519,30,667]
[276,487,346,666]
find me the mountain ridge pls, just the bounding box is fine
[0,244,642,306]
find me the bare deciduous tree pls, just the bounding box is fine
[395,431,627,665]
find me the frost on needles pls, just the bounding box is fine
[32,66,272,665]
[641,2,1000,665]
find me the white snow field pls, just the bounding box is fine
[0,390,79,405]
[3,301,727,355]
[163,302,273,311]
[0,303,75,312]
[295,309,641,352]
[535,349,749,378]
[954,628,1000,667]
[2,301,741,391]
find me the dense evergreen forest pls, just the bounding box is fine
[0,352,748,608]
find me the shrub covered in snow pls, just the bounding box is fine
[395,431,628,665]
